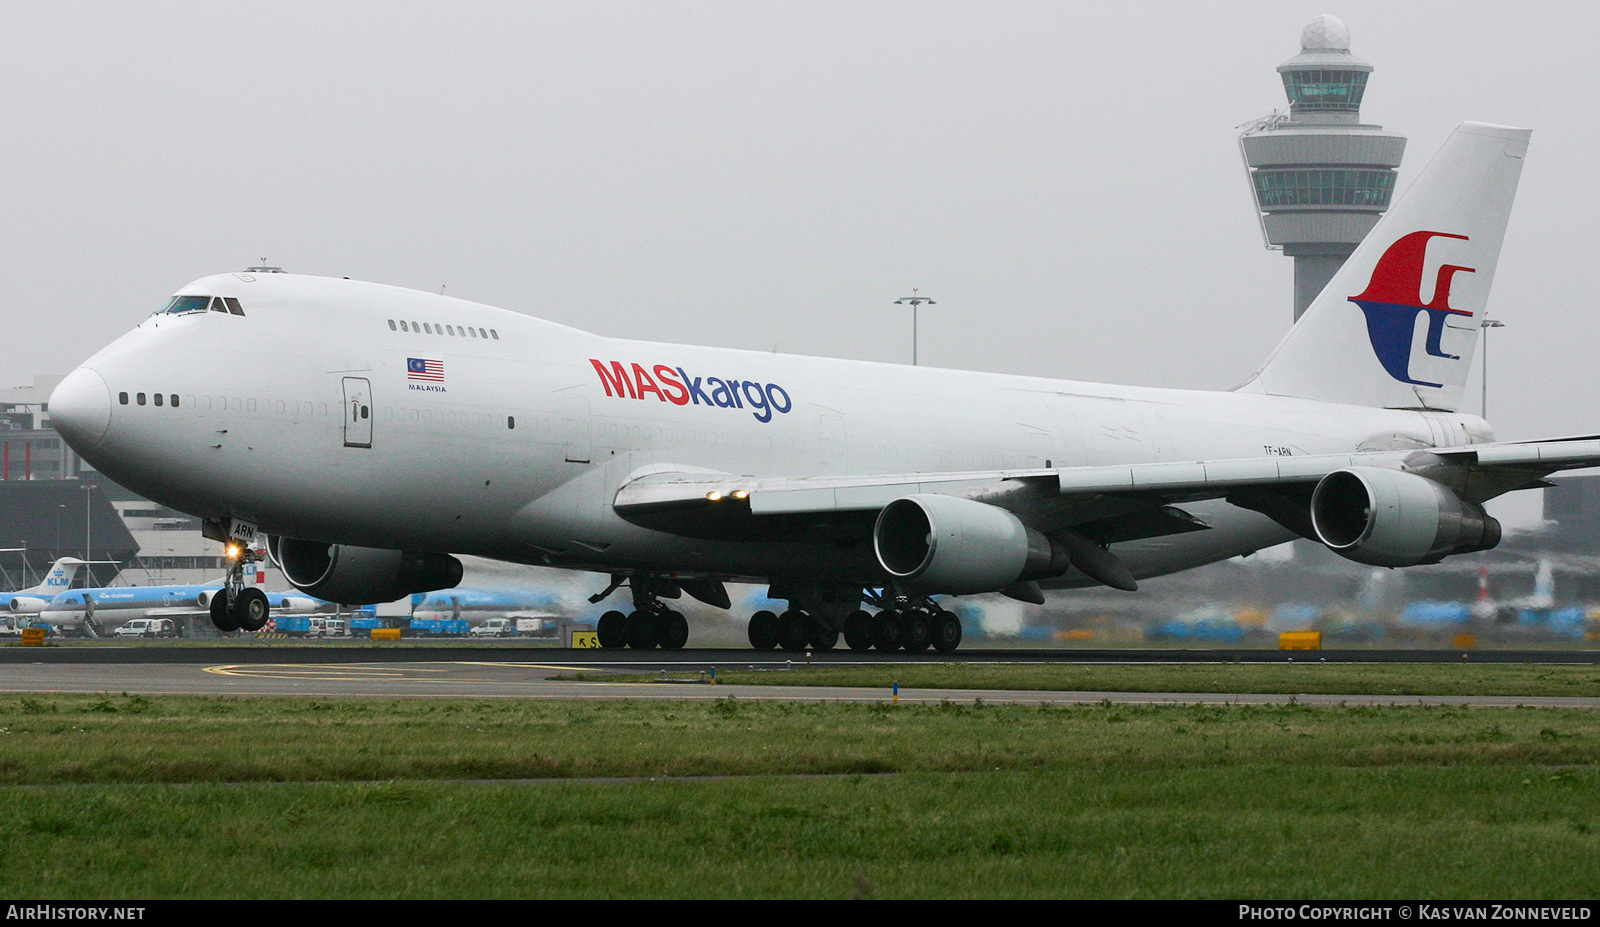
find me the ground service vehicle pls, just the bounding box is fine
[112,618,178,639]
[274,616,348,637]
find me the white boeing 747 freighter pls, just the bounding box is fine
[49,123,1595,652]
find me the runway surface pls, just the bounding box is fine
[0,643,1595,706]
[1,643,1597,666]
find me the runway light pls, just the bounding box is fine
[706,491,724,502]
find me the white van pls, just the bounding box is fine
[113,618,178,639]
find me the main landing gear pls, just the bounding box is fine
[747,585,963,654]
[208,543,271,634]
[592,574,690,651]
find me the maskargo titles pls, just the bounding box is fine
[589,359,793,423]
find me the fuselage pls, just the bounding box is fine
[50,273,1494,589]
[38,582,320,629]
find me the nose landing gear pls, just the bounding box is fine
[209,543,270,634]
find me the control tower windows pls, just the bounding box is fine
[1281,70,1367,112]
[1252,169,1395,209]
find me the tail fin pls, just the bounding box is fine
[26,557,83,596]
[1240,122,1529,410]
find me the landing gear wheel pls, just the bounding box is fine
[231,587,271,633]
[210,592,239,633]
[931,610,963,653]
[776,610,810,652]
[843,610,874,652]
[660,610,690,650]
[747,610,779,650]
[627,610,662,650]
[870,611,902,652]
[597,610,628,649]
[900,608,932,653]
[807,616,839,651]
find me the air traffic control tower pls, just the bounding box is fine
[1240,15,1406,321]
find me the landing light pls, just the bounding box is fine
[706,491,724,502]
[225,544,242,559]
[732,490,749,500]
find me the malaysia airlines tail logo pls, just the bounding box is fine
[1348,230,1476,388]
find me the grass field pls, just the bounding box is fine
[0,693,1597,898]
[578,660,1600,698]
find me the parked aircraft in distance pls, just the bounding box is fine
[410,586,560,624]
[50,122,1597,653]
[38,581,321,634]
[5,557,91,616]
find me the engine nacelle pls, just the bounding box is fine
[268,536,464,605]
[1310,467,1501,567]
[9,596,49,615]
[874,494,1062,594]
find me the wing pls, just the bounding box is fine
[612,435,1600,548]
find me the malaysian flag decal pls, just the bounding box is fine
[407,357,444,382]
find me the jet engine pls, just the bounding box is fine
[9,596,49,615]
[267,536,464,604]
[1309,467,1500,567]
[873,494,1066,594]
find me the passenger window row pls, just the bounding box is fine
[387,319,498,340]
[389,406,515,430]
[116,391,329,418]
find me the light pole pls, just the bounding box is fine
[1480,318,1504,419]
[82,484,95,585]
[893,289,936,366]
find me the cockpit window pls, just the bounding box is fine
[162,296,211,314]
[160,295,244,316]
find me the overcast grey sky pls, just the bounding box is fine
[4,1,1596,455]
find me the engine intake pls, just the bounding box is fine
[268,536,464,604]
[874,494,1065,594]
[1310,467,1500,567]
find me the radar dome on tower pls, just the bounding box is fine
[1301,14,1351,51]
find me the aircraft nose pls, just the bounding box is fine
[49,367,112,451]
